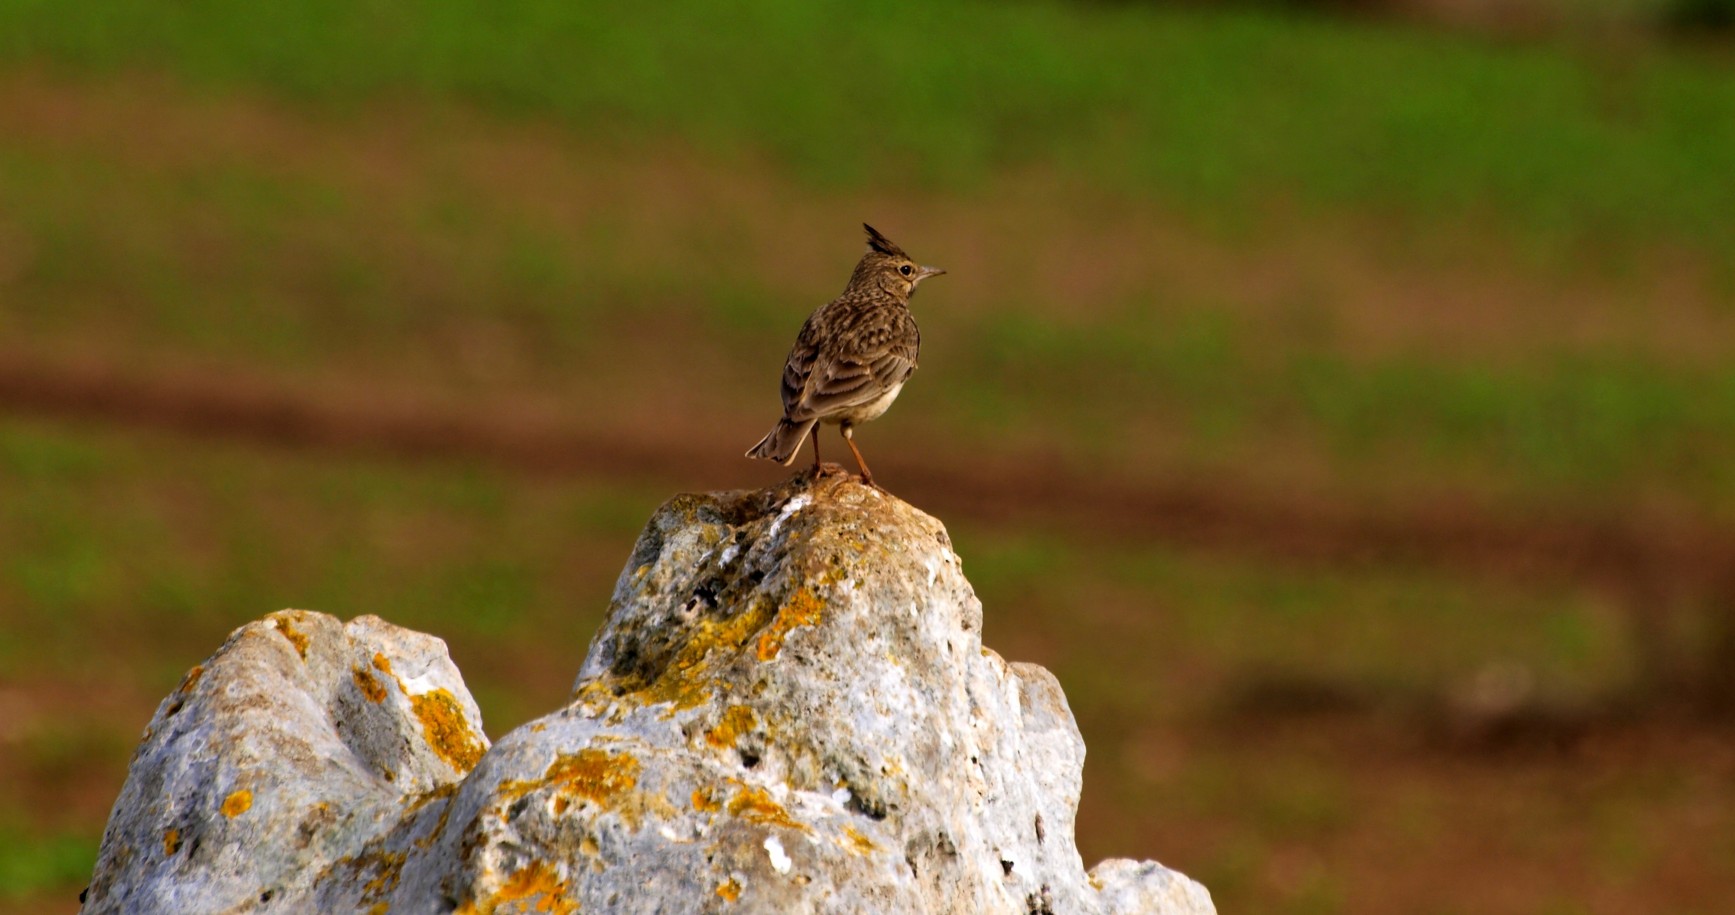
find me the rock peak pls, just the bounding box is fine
[82,476,1213,914]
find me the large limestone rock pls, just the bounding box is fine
[83,475,1214,914]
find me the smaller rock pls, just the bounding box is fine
[80,611,485,914]
[1091,859,1218,915]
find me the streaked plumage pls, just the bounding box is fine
[746,224,945,485]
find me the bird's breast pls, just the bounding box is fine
[829,381,905,425]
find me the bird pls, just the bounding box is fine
[745,224,945,487]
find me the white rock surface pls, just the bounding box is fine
[83,474,1214,914]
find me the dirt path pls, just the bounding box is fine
[5,349,1731,599]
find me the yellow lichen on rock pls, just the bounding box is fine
[162,827,181,855]
[461,861,579,915]
[691,787,721,813]
[354,666,388,703]
[410,787,459,850]
[843,825,876,853]
[755,587,824,661]
[361,851,407,898]
[544,749,640,805]
[725,784,808,832]
[220,789,252,818]
[704,705,757,749]
[269,611,311,659]
[410,688,485,774]
[623,597,776,712]
[716,877,742,902]
[569,679,618,717]
[500,748,648,829]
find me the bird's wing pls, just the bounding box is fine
[779,328,823,418]
[783,304,918,422]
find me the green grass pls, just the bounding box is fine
[0,820,94,903]
[2,1,1733,257]
[961,304,1735,504]
[956,524,1632,713]
[0,415,1630,704]
[0,418,654,698]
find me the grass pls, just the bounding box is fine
[0,822,93,904]
[0,414,1630,717]
[0,1,1732,258]
[0,418,655,691]
[958,524,1633,709]
[967,304,1735,505]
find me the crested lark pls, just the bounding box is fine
[745,224,945,486]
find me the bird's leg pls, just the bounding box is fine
[810,423,823,478]
[840,423,876,488]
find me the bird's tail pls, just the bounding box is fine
[745,418,816,465]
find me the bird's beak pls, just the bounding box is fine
[916,265,946,281]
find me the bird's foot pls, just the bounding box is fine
[809,461,850,480]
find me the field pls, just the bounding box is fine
[2,2,1734,912]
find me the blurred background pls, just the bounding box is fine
[2,1,1734,912]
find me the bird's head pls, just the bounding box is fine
[849,223,945,299]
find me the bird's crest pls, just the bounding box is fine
[863,223,908,259]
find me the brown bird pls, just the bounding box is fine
[746,224,945,486]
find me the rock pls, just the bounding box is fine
[83,474,1214,914]
[81,611,487,913]
[1090,860,1219,915]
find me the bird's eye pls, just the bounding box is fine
[899,265,913,276]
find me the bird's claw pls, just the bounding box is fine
[809,461,849,480]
